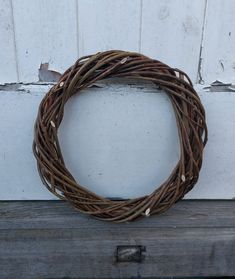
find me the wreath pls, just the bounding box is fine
[33,50,207,222]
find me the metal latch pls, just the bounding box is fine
[116,245,146,263]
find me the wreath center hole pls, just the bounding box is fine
[59,79,180,199]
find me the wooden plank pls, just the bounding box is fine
[200,0,235,85]
[77,0,141,56]
[0,0,18,83]
[141,0,206,83]
[0,200,234,278]
[2,0,235,86]
[0,83,235,200]
[186,90,235,199]
[0,200,234,230]
[11,0,78,82]
[1,228,234,278]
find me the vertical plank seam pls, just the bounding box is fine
[138,0,143,53]
[196,0,208,84]
[75,0,79,58]
[10,0,20,82]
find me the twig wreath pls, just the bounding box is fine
[33,50,208,222]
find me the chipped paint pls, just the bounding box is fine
[197,45,204,85]
[204,80,235,92]
[38,63,62,82]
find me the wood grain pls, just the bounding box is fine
[141,0,206,83]
[0,0,18,83]
[1,200,235,230]
[0,200,234,278]
[1,1,235,85]
[11,0,78,82]
[77,0,141,56]
[200,0,235,84]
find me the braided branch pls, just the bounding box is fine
[33,50,208,222]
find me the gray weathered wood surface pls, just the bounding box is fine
[0,200,234,278]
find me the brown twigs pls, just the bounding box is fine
[33,50,207,222]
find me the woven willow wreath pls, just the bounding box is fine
[33,50,207,222]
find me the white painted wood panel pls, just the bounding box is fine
[200,0,235,85]
[141,0,206,83]
[1,0,235,85]
[0,0,235,201]
[0,83,234,200]
[0,0,18,83]
[11,0,78,82]
[186,90,235,199]
[77,0,141,56]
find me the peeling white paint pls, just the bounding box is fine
[1,0,234,85]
